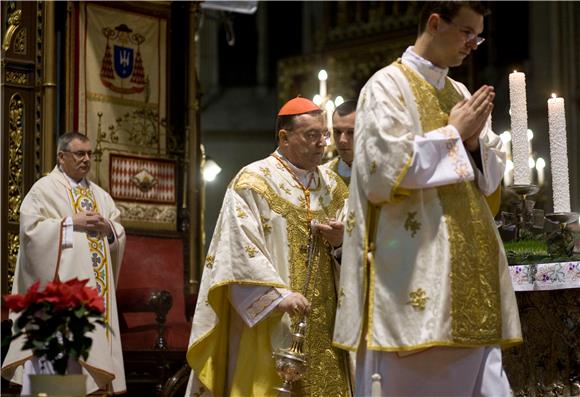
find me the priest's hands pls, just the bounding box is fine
[72,211,113,237]
[313,220,344,248]
[449,85,495,151]
[277,292,311,316]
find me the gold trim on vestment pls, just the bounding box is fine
[68,186,111,334]
[366,338,524,352]
[233,169,350,396]
[365,204,380,349]
[397,61,503,344]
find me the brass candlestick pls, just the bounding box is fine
[545,212,578,258]
[504,184,542,240]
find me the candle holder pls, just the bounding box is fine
[502,184,543,240]
[545,212,578,258]
[273,319,307,393]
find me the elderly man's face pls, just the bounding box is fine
[332,111,355,166]
[279,112,328,171]
[58,138,93,181]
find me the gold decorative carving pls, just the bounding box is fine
[503,290,580,397]
[8,94,25,223]
[278,39,410,106]
[2,9,22,52]
[117,201,176,226]
[35,1,44,178]
[322,2,418,47]
[7,233,20,292]
[5,71,28,85]
[13,26,27,55]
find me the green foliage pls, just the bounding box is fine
[505,238,580,265]
[2,278,109,375]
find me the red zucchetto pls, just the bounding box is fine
[277,97,321,116]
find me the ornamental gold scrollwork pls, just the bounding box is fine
[8,94,25,223]
[5,71,28,85]
[2,9,22,52]
[503,290,580,397]
[13,27,27,55]
[34,1,44,178]
[116,202,176,224]
[7,233,20,291]
[320,2,418,48]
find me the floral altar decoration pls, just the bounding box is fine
[2,278,107,375]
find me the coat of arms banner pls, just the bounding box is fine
[68,3,173,231]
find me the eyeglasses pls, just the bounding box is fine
[62,150,93,159]
[440,16,485,47]
[304,130,330,142]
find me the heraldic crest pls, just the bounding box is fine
[100,23,146,94]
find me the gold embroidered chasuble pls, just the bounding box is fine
[186,155,350,396]
[332,61,522,353]
[2,167,126,393]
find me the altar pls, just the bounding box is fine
[504,261,580,397]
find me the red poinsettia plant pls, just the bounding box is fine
[2,278,107,375]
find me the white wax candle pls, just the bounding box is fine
[535,157,545,186]
[504,159,514,187]
[547,94,571,213]
[325,101,335,131]
[318,69,328,99]
[509,71,530,184]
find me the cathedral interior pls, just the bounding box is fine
[1,1,579,396]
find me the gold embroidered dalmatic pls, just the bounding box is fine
[333,60,522,353]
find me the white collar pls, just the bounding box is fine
[59,166,88,189]
[274,149,319,189]
[337,158,351,178]
[401,46,449,90]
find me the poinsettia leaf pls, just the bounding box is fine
[53,355,69,375]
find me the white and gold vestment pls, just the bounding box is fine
[2,167,126,394]
[185,154,350,397]
[322,157,351,186]
[333,47,522,395]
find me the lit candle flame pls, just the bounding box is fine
[551,93,557,99]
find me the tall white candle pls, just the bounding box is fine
[318,69,328,99]
[509,71,530,184]
[535,157,546,187]
[504,160,514,187]
[547,93,570,213]
[325,100,335,132]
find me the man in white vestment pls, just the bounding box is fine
[2,132,126,394]
[185,97,351,396]
[333,2,522,396]
[323,100,357,185]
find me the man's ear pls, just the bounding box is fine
[278,129,289,143]
[427,13,442,35]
